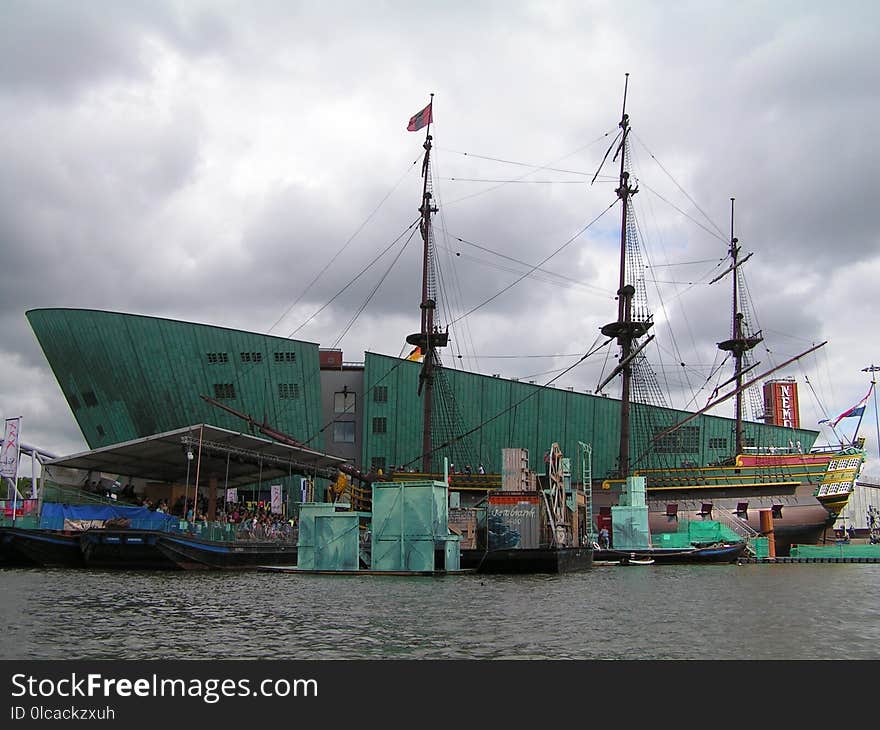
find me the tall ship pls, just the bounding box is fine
[19,82,866,558]
[589,75,866,554]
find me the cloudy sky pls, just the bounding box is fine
[1,0,879,474]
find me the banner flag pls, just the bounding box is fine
[407,102,433,131]
[226,487,238,503]
[271,484,282,514]
[0,416,21,482]
[828,383,874,427]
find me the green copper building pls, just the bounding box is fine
[27,308,820,485]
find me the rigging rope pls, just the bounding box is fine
[266,157,420,336]
[331,225,420,348]
[447,202,616,327]
[286,218,420,339]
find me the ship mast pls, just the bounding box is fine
[405,93,448,472]
[600,74,652,477]
[717,198,762,455]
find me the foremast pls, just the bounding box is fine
[405,94,448,472]
[716,198,762,455]
[600,74,653,477]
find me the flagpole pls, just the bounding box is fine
[851,381,873,446]
[863,365,880,461]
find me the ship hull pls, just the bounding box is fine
[592,451,858,556]
[0,527,41,567]
[79,530,181,570]
[647,494,829,555]
[593,488,831,556]
[156,533,299,570]
[460,546,593,574]
[5,528,85,568]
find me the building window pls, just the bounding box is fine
[274,352,296,363]
[213,383,236,399]
[708,437,727,449]
[744,437,756,448]
[334,390,356,414]
[373,385,388,403]
[96,425,105,437]
[240,352,263,363]
[654,426,700,454]
[332,421,356,443]
[371,456,386,471]
[69,395,81,411]
[207,352,229,364]
[372,417,387,434]
[278,383,300,399]
[83,391,99,407]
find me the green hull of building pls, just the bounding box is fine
[27,308,820,484]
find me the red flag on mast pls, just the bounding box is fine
[407,102,433,131]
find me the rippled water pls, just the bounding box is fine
[2,564,879,660]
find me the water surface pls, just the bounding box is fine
[2,564,878,660]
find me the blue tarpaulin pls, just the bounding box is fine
[40,503,177,529]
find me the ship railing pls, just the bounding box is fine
[173,520,297,544]
[742,446,806,454]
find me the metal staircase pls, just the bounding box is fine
[712,504,761,556]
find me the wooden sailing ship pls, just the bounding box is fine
[593,75,866,555]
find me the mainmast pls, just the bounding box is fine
[716,198,762,455]
[405,94,448,472]
[600,74,652,477]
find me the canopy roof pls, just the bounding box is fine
[43,424,346,488]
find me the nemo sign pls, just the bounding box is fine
[763,380,800,428]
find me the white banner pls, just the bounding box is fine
[226,487,238,503]
[270,484,282,514]
[1,417,21,482]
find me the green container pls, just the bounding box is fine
[442,535,461,571]
[297,503,339,570]
[370,480,457,572]
[314,513,361,571]
[611,505,650,549]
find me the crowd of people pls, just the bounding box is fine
[134,495,297,541]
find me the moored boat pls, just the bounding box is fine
[595,541,747,565]
[0,526,40,567]
[155,531,298,569]
[5,526,84,568]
